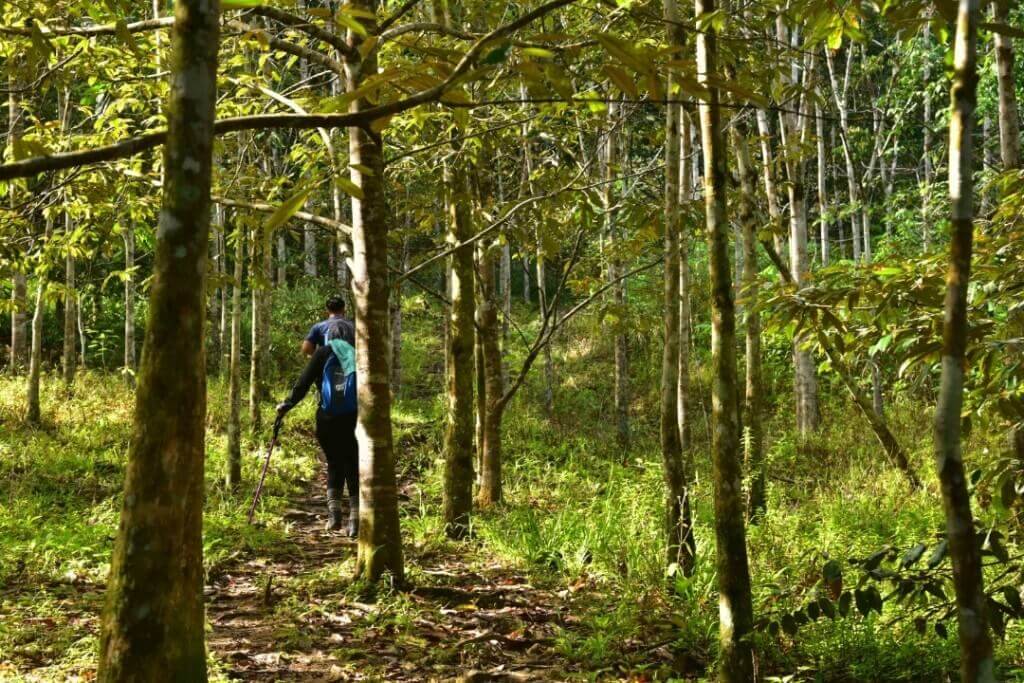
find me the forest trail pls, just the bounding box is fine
[206,466,582,682]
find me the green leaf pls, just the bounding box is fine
[927,539,948,568]
[900,543,927,569]
[336,177,365,200]
[266,185,312,232]
[838,591,852,617]
[222,0,264,8]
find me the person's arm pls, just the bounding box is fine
[301,322,321,356]
[277,346,331,415]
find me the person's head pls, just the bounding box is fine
[325,295,346,317]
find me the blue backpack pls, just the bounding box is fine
[320,332,358,416]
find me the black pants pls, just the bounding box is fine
[315,412,358,499]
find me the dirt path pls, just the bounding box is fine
[206,471,584,682]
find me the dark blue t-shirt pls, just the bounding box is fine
[305,317,354,348]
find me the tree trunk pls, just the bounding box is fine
[345,0,404,583]
[936,3,996,679]
[923,20,935,252]
[522,254,531,304]
[248,228,265,434]
[63,244,77,385]
[606,99,629,447]
[678,109,693,453]
[277,233,287,286]
[304,223,317,277]
[9,78,28,372]
[662,4,696,575]
[26,270,46,424]
[783,52,822,436]
[97,0,219,677]
[442,158,476,538]
[827,48,864,262]
[732,123,766,521]
[226,221,244,490]
[477,241,504,508]
[815,101,830,267]
[754,109,787,275]
[124,223,136,386]
[695,1,755,678]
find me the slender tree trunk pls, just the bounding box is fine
[500,241,511,341]
[755,109,787,274]
[26,247,48,424]
[662,6,696,574]
[477,239,504,508]
[9,78,28,372]
[732,123,766,520]
[63,242,77,385]
[249,229,264,434]
[442,158,476,538]
[345,0,404,583]
[923,20,935,252]
[226,222,244,490]
[936,3,996,679]
[783,53,822,436]
[98,1,219,677]
[124,223,136,385]
[827,48,863,262]
[678,110,693,452]
[993,0,1024,506]
[277,233,287,286]
[218,218,228,370]
[605,99,629,447]
[994,0,1020,171]
[696,1,755,678]
[816,101,830,267]
[304,223,317,277]
[522,254,531,304]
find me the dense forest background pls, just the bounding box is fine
[1,0,1024,680]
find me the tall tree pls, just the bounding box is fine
[934,1,996,679]
[661,0,696,576]
[695,0,754,678]
[98,0,220,677]
[922,18,935,252]
[442,154,476,538]
[605,98,630,447]
[344,0,404,583]
[226,221,244,490]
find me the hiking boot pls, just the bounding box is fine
[325,489,343,531]
[346,495,359,537]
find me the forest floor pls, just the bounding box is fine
[206,466,595,682]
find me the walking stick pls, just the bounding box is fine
[247,414,284,524]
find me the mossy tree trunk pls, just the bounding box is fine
[477,240,504,509]
[442,156,476,538]
[97,0,219,678]
[937,2,996,679]
[345,0,404,583]
[695,0,755,678]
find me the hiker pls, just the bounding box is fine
[301,295,353,356]
[277,319,359,535]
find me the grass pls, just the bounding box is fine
[1,291,1023,680]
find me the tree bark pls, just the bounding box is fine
[477,239,505,508]
[63,241,78,385]
[442,157,476,537]
[695,1,755,678]
[923,19,935,252]
[391,238,407,398]
[226,221,244,490]
[124,222,136,386]
[782,51,822,436]
[98,0,219,677]
[936,3,996,679]
[248,227,265,434]
[678,109,694,453]
[9,77,29,372]
[26,249,47,424]
[345,0,404,583]
[605,99,629,447]
[732,122,766,521]
[826,48,864,262]
[661,0,696,576]
[815,101,830,266]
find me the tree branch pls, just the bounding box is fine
[226,20,345,75]
[242,6,358,61]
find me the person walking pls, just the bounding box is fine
[278,319,359,534]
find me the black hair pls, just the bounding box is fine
[326,295,346,313]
